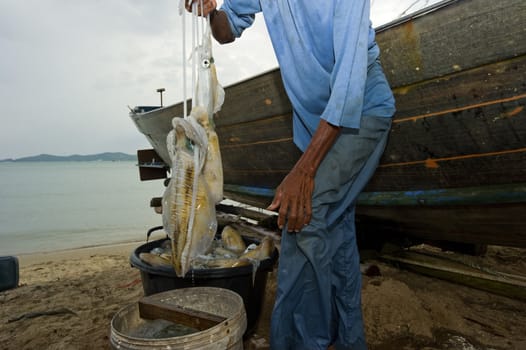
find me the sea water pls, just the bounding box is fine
[0,161,165,255]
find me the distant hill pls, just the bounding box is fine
[0,152,137,162]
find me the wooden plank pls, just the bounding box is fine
[223,148,526,192]
[367,151,526,192]
[218,95,526,191]
[223,189,273,210]
[216,70,291,125]
[376,0,526,88]
[224,171,286,189]
[392,55,526,119]
[216,203,275,223]
[216,113,299,186]
[222,150,299,186]
[358,183,526,206]
[221,142,299,169]
[138,296,226,331]
[356,203,526,247]
[380,250,526,301]
[218,114,293,147]
[384,100,526,163]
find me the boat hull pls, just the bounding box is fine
[130,0,526,248]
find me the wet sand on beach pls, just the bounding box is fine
[1,243,525,350]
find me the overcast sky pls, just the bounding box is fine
[0,0,440,159]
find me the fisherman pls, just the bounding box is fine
[187,1,395,349]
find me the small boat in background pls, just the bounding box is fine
[130,0,526,249]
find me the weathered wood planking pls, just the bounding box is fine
[376,0,526,88]
[368,151,526,192]
[222,147,526,193]
[357,203,526,247]
[218,114,292,147]
[391,55,526,119]
[216,70,291,125]
[218,92,525,191]
[218,113,300,189]
[389,99,526,160]
[382,101,526,165]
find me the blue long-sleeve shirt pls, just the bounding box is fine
[221,0,395,151]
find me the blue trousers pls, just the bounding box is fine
[270,115,392,350]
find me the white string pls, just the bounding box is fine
[200,0,205,40]
[191,3,197,108]
[183,1,202,244]
[195,3,199,47]
[182,2,187,119]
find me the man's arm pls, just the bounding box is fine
[268,120,341,232]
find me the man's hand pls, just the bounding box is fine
[184,0,234,44]
[267,167,314,232]
[267,119,341,233]
[185,0,217,17]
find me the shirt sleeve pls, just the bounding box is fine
[320,0,371,129]
[220,0,262,38]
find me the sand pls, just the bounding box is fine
[1,243,525,350]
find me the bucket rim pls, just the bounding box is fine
[129,237,278,278]
[110,287,247,346]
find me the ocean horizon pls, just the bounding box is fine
[0,161,166,255]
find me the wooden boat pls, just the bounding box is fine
[130,0,526,248]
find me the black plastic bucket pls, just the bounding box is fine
[130,237,278,335]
